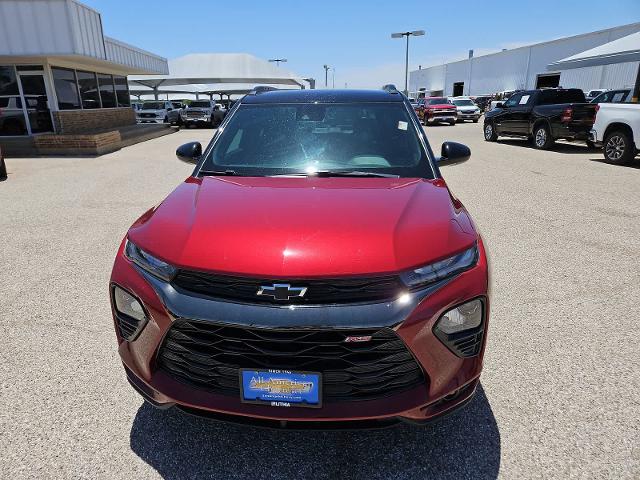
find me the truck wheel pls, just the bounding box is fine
[163,116,169,123]
[484,122,497,141]
[533,124,554,149]
[449,120,456,126]
[603,130,635,165]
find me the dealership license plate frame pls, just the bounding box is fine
[240,369,322,408]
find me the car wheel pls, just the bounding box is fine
[484,122,497,141]
[163,116,169,123]
[533,123,554,149]
[603,130,635,165]
[473,119,479,123]
[449,120,456,126]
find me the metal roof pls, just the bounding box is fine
[548,31,640,70]
[129,53,310,90]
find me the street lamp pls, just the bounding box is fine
[268,58,288,67]
[323,64,330,88]
[391,30,425,96]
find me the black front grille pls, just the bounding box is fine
[157,321,426,402]
[139,113,156,118]
[171,270,405,305]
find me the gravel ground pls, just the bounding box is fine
[1,122,639,479]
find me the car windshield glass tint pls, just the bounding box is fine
[143,102,164,109]
[453,100,475,106]
[190,101,210,108]
[201,102,433,178]
[426,98,447,105]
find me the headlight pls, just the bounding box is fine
[125,239,176,281]
[436,298,483,334]
[400,244,478,289]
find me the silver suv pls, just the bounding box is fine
[136,101,181,125]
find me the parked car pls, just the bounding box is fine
[449,97,481,123]
[136,101,181,125]
[110,88,490,427]
[181,100,227,128]
[585,89,607,102]
[589,103,639,165]
[589,89,632,104]
[417,97,457,125]
[483,88,597,149]
[0,145,6,180]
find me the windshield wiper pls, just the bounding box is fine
[198,169,240,176]
[272,170,400,178]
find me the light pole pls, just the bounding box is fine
[268,58,288,67]
[391,30,425,96]
[323,64,330,87]
[332,67,335,88]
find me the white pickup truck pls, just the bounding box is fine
[590,103,640,165]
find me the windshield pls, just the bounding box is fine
[453,99,475,107]
[142,102,164,110]
[190,101,211,108]
[200,102,433,178]
[426,98,448,105]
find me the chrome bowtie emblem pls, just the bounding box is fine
[257,283,307,301]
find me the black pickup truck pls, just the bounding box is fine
[483,89,597,149]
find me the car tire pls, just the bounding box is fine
[449,120,456,126]
[163,116,169,123]
[473,119,479,123]
[484,122,497,141]
[0,157,7,181]
[603,130,635,165]
[533,123,554,149]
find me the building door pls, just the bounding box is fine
[453,82,464,96]
[536,73,560,89]
[17,71,53,134]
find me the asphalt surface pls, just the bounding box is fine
[1,122,639,479]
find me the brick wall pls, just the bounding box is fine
[34,131,122,156]
[52,108,136,134]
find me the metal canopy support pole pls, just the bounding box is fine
[633,62,640,103]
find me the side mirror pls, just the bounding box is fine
[496,102,504,108]
[166,107,173,111]
[438,141,470,166]
[176,142,202,164]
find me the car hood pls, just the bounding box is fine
[128,176,477,277]
[138,109,164,114]
[457,106,478,111]
[427,104,456,109]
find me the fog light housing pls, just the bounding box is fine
[434,298,485,357]
[112,286,147,340]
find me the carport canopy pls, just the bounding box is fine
[547,31,640,101]
[129,53,312,93]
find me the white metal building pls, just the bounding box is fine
[409,22,640,97]
[0,0,167,137]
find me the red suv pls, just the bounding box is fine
[417,97,458,126]
[110,88,490,428]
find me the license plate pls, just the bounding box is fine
[240,369,322,408]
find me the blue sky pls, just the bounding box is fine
[85,0,640,88]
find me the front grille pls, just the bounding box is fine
[186,111,207,117]
[171,270,405,305]
[139,113,156,118]
[157,321,426,402]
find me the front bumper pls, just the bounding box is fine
[457,112,481,121]
[137,117,164,124]
[589,129,601,146]
[426,115,457,123]
[110,238,490,425]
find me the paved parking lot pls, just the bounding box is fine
[1,122,639,479]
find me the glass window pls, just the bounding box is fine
[0,95,27,136]
[98,74,116,108]
[76,70,101,109]
[113,75,130,107]
[503,93,522,107]
[0,66,19,96]
[202,103,433,178]
[51,67,80,110]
